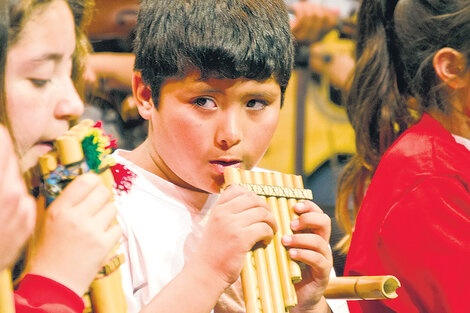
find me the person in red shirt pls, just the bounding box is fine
[0,0,121,312]
[335,0,470,312]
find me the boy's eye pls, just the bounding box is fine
[30,78,51,87]
[193,97,217,109]
[246,99,267,110]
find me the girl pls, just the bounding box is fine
[0,0,36,274]
[336,0,470,312]
[1,0,121,311]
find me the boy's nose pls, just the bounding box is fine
[215,111,242,150]
[54,78,84,120]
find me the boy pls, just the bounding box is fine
[113,0,344,312]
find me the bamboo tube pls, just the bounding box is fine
[271,172,302,283]
[281,174,299,220]
[56,135,85,166]
[89,254,127,313]
[224,168,261,313]
[325,276,401,300]
[242,253,261,313]
[0,269,15,313]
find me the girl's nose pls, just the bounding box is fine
[54,77,84,120]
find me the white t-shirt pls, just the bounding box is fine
[112,150,348,313]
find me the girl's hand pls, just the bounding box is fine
[282,200,333,313]
[27,173,122,296]
[191,184,277,289]
[0,126,36,270]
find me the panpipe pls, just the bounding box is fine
[0,269,15,313]
[223,168,401,313]
[38,119,127,313]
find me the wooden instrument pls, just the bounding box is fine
[325,275,400,300]
[0,269,15,313]
[223,168,400,313]
[38,119,127,313]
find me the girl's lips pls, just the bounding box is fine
[19,142,54,173]
[35,141,54,153]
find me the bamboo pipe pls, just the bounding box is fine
[0,269,15,313]
[224,168,261,313]
[325,275,401,300]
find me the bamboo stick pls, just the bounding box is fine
[325,276,401,300]
[0,269,15,313]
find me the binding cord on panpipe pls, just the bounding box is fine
[38,119,127,313]
[223,168,401,313]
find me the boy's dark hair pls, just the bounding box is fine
[133,0,294,107]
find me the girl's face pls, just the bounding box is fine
[5,0,83,171]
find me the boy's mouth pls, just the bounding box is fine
[210,160,241,166]
[210,159,241,174]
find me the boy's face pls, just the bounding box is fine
[140,71,281,193]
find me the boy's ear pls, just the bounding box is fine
[132,71,154,120]
[433,47,467,89]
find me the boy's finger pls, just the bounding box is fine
[293,200,323,214]
[282,233,331,261]
[237,205,278,234]
[245,221,275,248]
[288,248,332,276]
[218,184,253,204]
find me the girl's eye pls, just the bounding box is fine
[193,97,217,109]
[30,79,51,87]
[246,99,267,110]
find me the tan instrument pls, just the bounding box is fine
[0,269,15,313]
[38,119,127,313]
[223,168,400,313]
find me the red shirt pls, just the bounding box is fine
[15,274,84,313]
[345,114,470,312]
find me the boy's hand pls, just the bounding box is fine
[282,200,333,313]
[191,184,277,288]
[27,173,122,296]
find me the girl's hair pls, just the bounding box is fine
[336,0,470,252]
[0,0,94,127]
[0,0,11,127]
[134,0,294,107]
[3,0,95,280]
